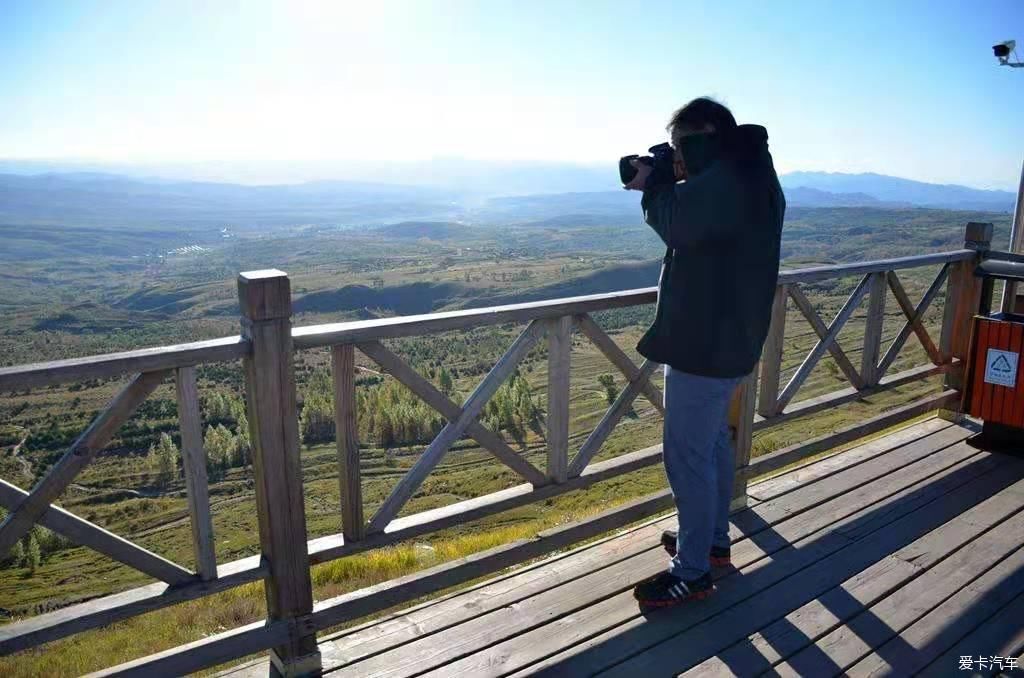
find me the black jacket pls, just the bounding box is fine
[636,124,785,378]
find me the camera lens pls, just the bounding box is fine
[994,44,1011,58]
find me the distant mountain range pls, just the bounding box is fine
[783,186,906,208]
[485,171,1016,217]
[0,172,459,228]
[0,168,1014,232]
[0,158,614,196]
[780,172,1015,211]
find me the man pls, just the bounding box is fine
[624,98,785,607]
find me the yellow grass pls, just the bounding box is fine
[0,501,610,677]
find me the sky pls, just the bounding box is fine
[1,0,1023,189]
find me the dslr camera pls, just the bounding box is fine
[619,142,675,186]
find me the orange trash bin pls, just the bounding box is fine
[962,256,1024,451]
[965,315,1024,426]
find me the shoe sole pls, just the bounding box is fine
[636,587,716,607]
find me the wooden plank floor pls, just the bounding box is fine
[221,417,1024,677]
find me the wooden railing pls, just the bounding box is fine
[0,222,994,676]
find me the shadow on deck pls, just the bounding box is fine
[222,417,1024,677]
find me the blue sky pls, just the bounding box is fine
[1,0,1023,189]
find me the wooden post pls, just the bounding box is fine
[175,366,217,581]
[546,316,571,484]
[861,272,887,387]
[757,285,787,417]
[729,366,758,511]
[238,270,321,678]
[939,223,992,421]
[332,344,364,542]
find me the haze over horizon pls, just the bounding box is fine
[2,0,1023,191]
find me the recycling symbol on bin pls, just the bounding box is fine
[985,348,1019,387]
[992,354,1014,374]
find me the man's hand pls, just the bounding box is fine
[624,158,652,191]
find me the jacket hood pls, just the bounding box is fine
[680,124,769,177]
[733,124,768,146]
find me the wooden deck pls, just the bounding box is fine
[219,417,1024,677]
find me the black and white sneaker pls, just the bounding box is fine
[633,571,715,608]
[660,530,732,567]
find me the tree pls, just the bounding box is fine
[514,377,540,434]
[205,392,227,422]
[1,540,24,569]
[228,396,246,424]
[234,411,251,468]
[439,368,454,397]
[499,393,520,441]
[378,409,395,448]
[598,374,619,406]
[34,526,72,559]
[299,370,335,447]
[300,391,334,446]
[204,425,235,478]
[480,373,539,443]
[483,397,501,433]
[206,392,245,426]
[148,432,179,487]
[25,533,40,575]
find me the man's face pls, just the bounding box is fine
[670,124,715,181]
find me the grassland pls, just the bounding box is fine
[0,205,1012,675]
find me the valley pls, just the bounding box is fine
[0,178,1013,675]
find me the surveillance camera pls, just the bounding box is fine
[994,40,1016,63]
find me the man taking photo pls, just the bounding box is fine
[624,97,785,608]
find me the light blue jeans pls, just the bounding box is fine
[663,365,741,580]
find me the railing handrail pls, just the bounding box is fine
[777,249,973,284]
[0,336,249,392]
[293,248,975,348]
[293,288,659,349]
[0,248,973,391]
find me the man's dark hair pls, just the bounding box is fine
[668,97,737,135]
